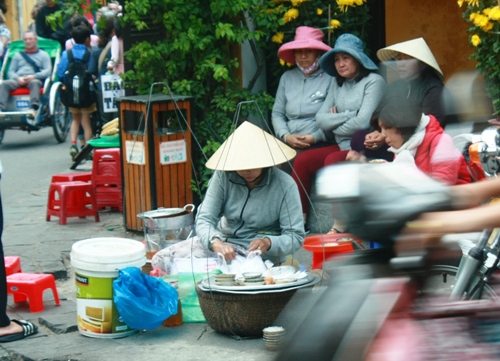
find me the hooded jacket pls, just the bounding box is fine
[195,168,305,264]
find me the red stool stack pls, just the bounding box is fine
[46,181,100,225]
[92,148,123,212]
[4,256,22,276]
[51,171,92,183]
[7,273,60,313]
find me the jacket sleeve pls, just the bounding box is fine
[36,52,52,80]
[195,171,225,250]
[328,76,386,137]
[428,134,461,186]
[271,75,290,139]
[57,51,68,82]
[8,54,20,80]
[264,182,305,258]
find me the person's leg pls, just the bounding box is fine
[292,144,340,214]
[81,113,93,143]
[0,193,9,328]
[0,80,20,111]
[325,150,349,166]
[27,79,42,109]
[69,109,81,159]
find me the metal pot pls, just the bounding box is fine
[137,204,195,230]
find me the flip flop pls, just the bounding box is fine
[0,319,38,343]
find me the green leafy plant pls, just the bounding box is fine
[458,0,500,114]
[49,0,371,197]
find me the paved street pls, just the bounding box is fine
[0,129,315,360]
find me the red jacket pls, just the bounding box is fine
[414,115,471,185]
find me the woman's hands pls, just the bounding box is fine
[346,150,367,162]
[286,134,314,149]
[211,240,236,261]
[364,131,386,150]
[248,237,271,255]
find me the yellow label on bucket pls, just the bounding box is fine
[75,272,134,338]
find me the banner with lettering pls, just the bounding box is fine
[101,74,125,113]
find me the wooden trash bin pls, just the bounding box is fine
[117,94,193,232]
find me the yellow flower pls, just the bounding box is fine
[471,34,481,46]
[279,59,286,66]
[467,0,479,6]
[337,0,366,12]
[470,12,490,28]
[317,8,323,15]
[330,19,341,29]
[291,0,308,6]
[283,8,299,23]
[487,6,500,21]
[272,32,285,44]
[457,0,464,6]
[482,21,494,32]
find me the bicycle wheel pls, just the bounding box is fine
[51,83,71,143]
[422,265,499,301]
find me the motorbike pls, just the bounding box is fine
[274,162,500,361]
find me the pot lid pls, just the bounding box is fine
[137,205,195,219]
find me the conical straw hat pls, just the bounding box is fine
[376,38,444,80]
[205,121,296,171]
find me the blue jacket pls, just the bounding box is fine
[57,44,91,83]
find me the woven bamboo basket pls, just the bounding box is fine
[195,284,297,337]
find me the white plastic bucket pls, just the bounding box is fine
[70,237,146,338]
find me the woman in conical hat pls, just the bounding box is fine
[199,121,305,263]
[347,38,447,172]
[151,122,305,269]
[272,26,333,173]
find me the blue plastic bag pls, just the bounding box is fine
[113,267,178,330]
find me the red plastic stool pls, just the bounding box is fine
[46,181,100,225]
[95,186,123,212]
[4,256,22,276]
[92,148,121,187]
[51,171,92,183]
[7,273,61,313]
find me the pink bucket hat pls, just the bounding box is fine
[277,26,332,64]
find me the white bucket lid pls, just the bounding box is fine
[71,237,146,272]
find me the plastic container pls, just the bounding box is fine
[70,237,146,338]
[137,205,195,258]
[303,234,361,269]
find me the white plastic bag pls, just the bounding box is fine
[218,250,267,277]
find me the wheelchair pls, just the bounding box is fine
[0,37,71,145]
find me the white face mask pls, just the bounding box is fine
[297,58,320,76]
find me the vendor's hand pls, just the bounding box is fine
[17,76,28,86]
[287,134,312,149]
[346,150,366,162]
[248,238,271,255]
[364,131,385,150]
[212,240,236,262]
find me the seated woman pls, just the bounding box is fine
[291,33,386,231]
[272,26,332,173]
[351,37,446,162]
[376,95,470,185]
[152,121,305,272]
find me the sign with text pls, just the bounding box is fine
[101,74,125,113]
[160,140,187,165]
[125,140,145,165]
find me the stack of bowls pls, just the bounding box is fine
[262,326,286,351]
[214,273,236,286]
[242,272,264,286]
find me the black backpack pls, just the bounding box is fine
[60,49,96,108]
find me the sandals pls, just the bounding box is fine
[0,319,38,343]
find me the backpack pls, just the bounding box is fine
[60,49,96,108]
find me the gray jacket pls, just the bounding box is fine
[196,168,305,264]
[8,50,52,81]
[316,72,386,150]
[272,67,333,143]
